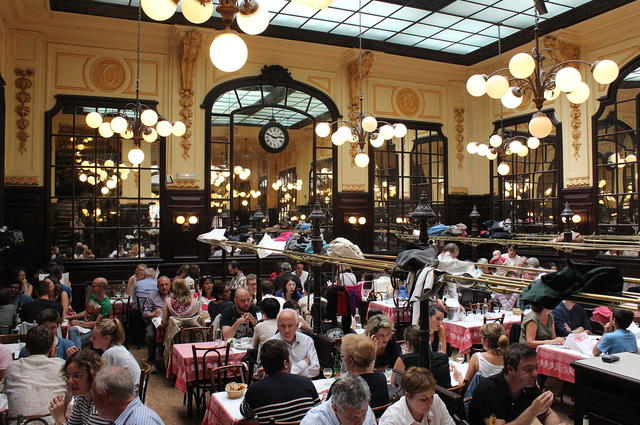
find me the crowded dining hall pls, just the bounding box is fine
[1,0,640,424]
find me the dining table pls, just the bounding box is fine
[442,312,521,353]
[369,299,411,324]
[535,336,599,384]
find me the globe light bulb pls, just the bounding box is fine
[529,112,553,138]
[331,132,346,146]
[181,0,213,24]
[370,133,384,148]
[466,142,478,155]
[486,75,509,99]
[501,87,523,109]
[354,152,370,168]
[379,124,394,140]
[210,30,248,73]
[555,67,582,92]
[626,154,637,163]
[98,122,115,138]
[527,137,540,149]
[489,134,503,148]
[509,53,535,79]
[172,121,187,137]
[486,151,498,160]
[592,59,619,85]
[176,215,186,225]
[86,111,103,128]
[156,120,173,137]
[336,126,353,144]
[233,165,243,175]
[358,216,366,225]
[348,216,357,225]
[361,116,378,132]
[497,162,510,176]
[109,116,128,134]
[509,140,523,155]
[571,214,582,224]
[128,147,145,166]
[104,159,114,167]
[237,2,270,35]
[188,215,199,225]
[141,0,177,21]
[87,176,96,185]
[79,173,87,182]
[393,123,408,138]
[140,109,158,127]
[466,74,487,97]
[517,145,529,157]
[106,179,117,189]
[477,144,490,157]
[142,128,158,143]
[566,81,590,104]
[315,122,331,138]
[101,186,110,195]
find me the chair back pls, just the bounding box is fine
[508,322,521,344]
[136,296,148,312]
[208,362,249,392]
[0,334,26,344]
[139,359,152,404]
[177,327,213,344]
[112,296,130,325]
[436,385,467,421]
[372,401,393,419]
[211,314,222,338]
[191,345,223,383]
[483,314,504,324]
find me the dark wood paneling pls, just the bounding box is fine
[334,191,373,253]
[161,190,208,261]
[3,186,47,267]
[0,74,5,225]
[562,186,595,235]
[446,194,491,229]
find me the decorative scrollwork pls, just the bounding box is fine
[14,68,34,155]
[569,102,582,161]
[454,107,464,170]
[179,31,202,160]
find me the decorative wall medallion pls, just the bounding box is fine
[14,68,34,155]
[395,88,420,116]
[90,58,126,91]
[569,102,582,161]
[346,51,373,123]
[342,184,366,192]
[566,176,590,187]
[5,176,38,186]
[179,31,202,160]
[454,107,464,170]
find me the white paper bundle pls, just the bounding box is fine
[563,331,594,355]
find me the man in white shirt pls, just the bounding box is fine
[379,367,454,425]
[294,262,309,286]
[501,245,522,268]
[301,376,376,425]
[269,309,319,378]
[6,326,66,423]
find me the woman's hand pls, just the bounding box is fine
[48,394,68,425]
[551,337,565,345]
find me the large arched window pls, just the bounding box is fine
[201,66,339,241]
[593,55,640,236]
[45,95,164,260]
[371,122,447,253]
[490,111,561,233]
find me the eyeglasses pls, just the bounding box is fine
[64,372,86,381]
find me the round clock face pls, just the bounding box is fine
[259,122,289,153]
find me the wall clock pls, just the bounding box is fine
[258,119,289,154]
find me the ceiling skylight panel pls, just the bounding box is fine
[450,18,492,33]
[470,7,515,23]
[494,0,530,12]
[302,20,338,32]
[375,18,411,32]
[329,0,361,11]
[433,29,473,42]
[390,6,430,21]
[280,2,319,17]
[441,43,480,54]
[405,23,442,37]
[361,1,401,17]
[549,0,590,6]
[421,13,464,27]
[386,33,424,47]
[415,39,452,50]
[501,14,535,28]
[311,7,353,22]
[270,14,307,28]
[478,24,518,37]
[330,24,362,36]
[361,28,395,41]
[440,1,487,17]
[344,13,385,27]
[463,34,496,47]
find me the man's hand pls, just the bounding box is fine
[66,346,79,357]
[529,390,554,416]
[154,308,162,317]
[245,313,257,325]
[563,323,572,333]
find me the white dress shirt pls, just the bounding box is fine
[262,294,285,309]
[300,398,376,425]
[270,331,320,378]
[296,270,309,286]
[379,395,454,425]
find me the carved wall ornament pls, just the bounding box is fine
[454,107,464,170]
[90,58,126,91]
[179,31,202,160]
[346,51,374,124]
[171,180,200,189]
[569,102,582,161]
[395,88,420,116]
[450,186,468,195]
[566,176,591,188]
[5,176,38,186]
[14,68,34,155]
[341,184,366,193]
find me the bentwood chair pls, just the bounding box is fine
[188,345,224,419]
[371,401,394,419]
[176,327,213,344]
[0,334,26,344]
[208,362,249,392]
[111,296,130,326]
[139,359,152,404]
[483,314,505,324]
[436,385,468,424]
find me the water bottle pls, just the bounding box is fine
[582,415,589,425]
[482,298,488,315]
[333,352,342,377]
[214,328,222,346]
[354,308,362,329]
[398,284,408,299]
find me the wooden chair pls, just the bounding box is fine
[8,416,49,425]
[483,314,504,324]
[371,291,386,301]
[188,345,224,418]
[23,418,49,425]
[176,327,213,344]
[371,401,394,419]
[209,362,249,392]
[435,385,467,422]
[111,296,130,325]
[0,324,12,336]
[139,359,151,404]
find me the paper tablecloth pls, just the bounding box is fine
[443,315,521,353]
[369,300,411,324]
[536,344,592,384]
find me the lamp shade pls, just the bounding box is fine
[128,147,145,165]
[210,30,248,73]
[477,144,490,157]
[466,74,487,97]
[156,120,173,137]
[509,53,535,79]
[110,116,128,134]
[315,122,331,138]
[141,109,158,126]
[98,122,115,138]
[592,60,619,85]
[393,123,408,138]
[172,121,187,137]
[566,81,590,104]
[555,67,582,92]
[486,75,509,99]
[354,152,370,168]
[527,137,540,149]
[141,0,177,21]
[509,140,523,155]
[237,2,270,35]
[331,132,346,146]
[86,111,103,128]
[501,87,523,109]
[497,162,510,175]
[181,0,213,24]
[529,112,553,138]
[466,142,478,154]
[361,116,378,132]
[370,133,384,148]
[516,145,529,157]
[489,134,503,148]
[379,124,394,140]
[142,128,158,143]
[486,151,497,160]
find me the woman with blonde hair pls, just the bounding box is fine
[463,322,508,384]
[162,279,204,366]
[365,314,400,370]
[90,318,141,392]
[125,263,146,295]
[338,334,390,407]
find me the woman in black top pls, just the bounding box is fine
[207,281,232,320]
[365,314,401,370]
[429,305,447,353]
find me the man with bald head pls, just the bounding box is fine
[269,308,320,378]
[221,288,258,339]
[66,277,112,347]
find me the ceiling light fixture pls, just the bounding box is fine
[314,0,406,168]
[85,4,183,166]
[465,2,618,139]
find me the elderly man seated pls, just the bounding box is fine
[131,267,158,310]
[301,376,377,425]
[142,276,171,366]
[92,366,164,425]
[241,339,319,424]
[269,308,319,378]
[6,326,67,422]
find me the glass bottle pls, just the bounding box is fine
[354,308,361,329]
[582,415,590,425]
[333,352,342,377]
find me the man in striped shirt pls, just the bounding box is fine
[240,339,320,424]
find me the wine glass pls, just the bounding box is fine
[493,306,499,314]
[454,354,465,364]
[323,368,333,379]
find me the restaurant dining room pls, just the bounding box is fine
[1,1,640,425]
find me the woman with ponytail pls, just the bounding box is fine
[90,318,141,392]
[463,322,508,383]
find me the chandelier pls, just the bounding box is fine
[85,4,184,166]
[465,2,619,140]
[314,1,406,168]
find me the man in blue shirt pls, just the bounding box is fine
[131,268,158,310]
[593,309,638,355]
[8,280,33,310]
[552,300,592,337]
[19,308,77,359]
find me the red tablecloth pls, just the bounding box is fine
[167,341,247,393]
[536,344,591,384]
[443,316,521,353]
[369,300,411,324]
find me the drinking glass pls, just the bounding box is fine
[323,368,333,379]
[454,354,465,364]
[493,307,499,314]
